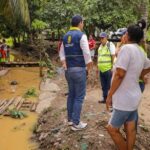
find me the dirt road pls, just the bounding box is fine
[34,75,150,150]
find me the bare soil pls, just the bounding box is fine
[33,74,150,150]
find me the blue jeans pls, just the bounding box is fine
[65,67,86,125]
[99,70,112,102]
[139,82,145,93]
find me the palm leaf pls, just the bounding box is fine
[0,0,30,27]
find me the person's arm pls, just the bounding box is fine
[140,68,150,79]
[59,43,67,70]
[106,68,126,110]
[140,58,150,79]
[80,34,93,71]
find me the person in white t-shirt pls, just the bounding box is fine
[106,20,150,150]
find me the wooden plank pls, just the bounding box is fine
[1,62,39,67]
[3,112,10,116]
[23,101,32,104]
[5,97,22,112]
[4,62,39,65]
[0,100,7,111]
[30,103,35,111]
[21,103,32,108]
[0,100,5,107]
[0,100,3,106]
[30,102,38,112]
[0,98,14,115]
[16,98,25,110]
[13,97,23,108]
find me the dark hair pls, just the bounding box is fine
[127,19,146,43]
[71,15,83,27]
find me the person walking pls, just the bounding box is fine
[97,32,115,103]
[106,21,150,150]
[59,15,92,131]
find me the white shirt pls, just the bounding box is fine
[59,34,92,64]
[112,43,150,111]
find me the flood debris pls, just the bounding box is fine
[0,96,38,118]
[33,76,150,150]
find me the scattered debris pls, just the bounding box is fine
[0,97,38,117]
[33,76,150,150]
[10,80,18,85]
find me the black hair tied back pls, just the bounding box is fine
[137,19,146,30]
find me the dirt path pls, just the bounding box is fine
[139,81,150,126]
[34,75,150,150]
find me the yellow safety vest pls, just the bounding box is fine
[139,46,147,83]
[98,45,112,72]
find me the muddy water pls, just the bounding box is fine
[0,68,41,150]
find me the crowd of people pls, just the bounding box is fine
[59,15,150,150]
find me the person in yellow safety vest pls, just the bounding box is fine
[98,32,115,103]
[139,44,148,92]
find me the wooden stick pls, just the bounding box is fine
[0,98,14,115]
[16,98,25,110]
[23,101,32,104]
[30,102,38,112]
[0,100,5,107]
[13,97,23,108]
[0,100,7,110]
[21,103,32,108]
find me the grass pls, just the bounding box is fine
[23,88,38,98]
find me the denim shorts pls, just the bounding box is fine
[109,109,138,128]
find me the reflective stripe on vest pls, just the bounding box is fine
[98,45,112,72]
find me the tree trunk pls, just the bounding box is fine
[139,0,149,37]
[13,37,17,47]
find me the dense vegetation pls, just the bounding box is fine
[0,0,150,44]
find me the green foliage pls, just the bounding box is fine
[24,88,37,98]
[9,109,28,119]
[83,0,140,31]
[47,69,55,78]
[146,29,150,41]
[0,0,30,27]
[32,19,47,31]
[0,0,150,43]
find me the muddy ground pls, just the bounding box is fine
[33,73,150,150]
